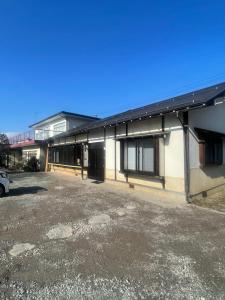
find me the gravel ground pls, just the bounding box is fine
[1,172,225,299]
[193,189,225,213]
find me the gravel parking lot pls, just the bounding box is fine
[1,172,225,299]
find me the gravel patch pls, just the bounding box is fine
[9,243,35,257]
[88,214,111,225]
[116,209,126,217]
[46,224,73,240]
[126,203,137,210]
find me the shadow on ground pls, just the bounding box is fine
[9,186,47,196]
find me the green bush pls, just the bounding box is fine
[23,156,40,172]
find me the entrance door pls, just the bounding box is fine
[88,142,105,181]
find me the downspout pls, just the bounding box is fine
[125,123,128,183]
[114,126,117,181]
[176,111,191,203]
[104,127,106,181]
[161,116,165,189]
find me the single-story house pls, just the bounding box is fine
[48,82,225,202]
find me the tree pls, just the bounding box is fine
[0,133,9,145]
[0,134,9,167]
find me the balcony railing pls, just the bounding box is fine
[9,129,63,145]
[9,131,35,145]
[34,129,63,140]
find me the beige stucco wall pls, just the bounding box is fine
[105,115,185,194]
[189,101,225,195]
[164,116,185,193]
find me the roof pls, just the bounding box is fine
[29,111,100,128]
[9,140,36,149]
[51,81,225,140]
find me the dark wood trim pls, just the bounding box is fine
[125,122,128,136]
[161,115,165,132]
[81,143,84,179]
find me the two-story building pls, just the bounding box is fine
[8,111,99,170]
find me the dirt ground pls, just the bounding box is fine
[192,189,225,213]
[1,172,225,299]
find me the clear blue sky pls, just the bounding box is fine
[1,0,225,133]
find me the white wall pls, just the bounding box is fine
[105,128,115,171]
[164,116,184,179]
[128,118,162,135]
[189,102,225,169]
[189,102,225,134]
[189,101,225,195]
[34,115,97,140]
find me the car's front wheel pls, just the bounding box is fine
[0,184,5,197]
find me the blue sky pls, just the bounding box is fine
[1,0,225,133]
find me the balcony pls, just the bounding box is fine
[9,129,63,146]
[9,131,35,145]
[34,129,63,140]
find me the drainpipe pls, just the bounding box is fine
[176,111,191,203]
[114,126,117,181]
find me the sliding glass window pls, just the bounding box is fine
[121,137,158,176]
[49,144,82,166]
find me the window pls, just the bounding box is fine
[200,137,223,166]
[196,128,224,166]
[121,137,159,175]
[53,122,66,133]
[23,150,38,162]
[49,144,82,166]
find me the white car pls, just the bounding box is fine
[0,171,10,197]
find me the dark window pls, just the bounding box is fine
[121,137,159,176]
[49,144,82,166]
[199,137,223,167]
[205,137,223,165]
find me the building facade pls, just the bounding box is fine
[47,82,225,202]
[7,111,99,170]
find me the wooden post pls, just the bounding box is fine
[81,143,84,180]
[45,145,49,172]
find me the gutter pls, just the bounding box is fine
[176,111,191,203]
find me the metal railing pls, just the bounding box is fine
[34,129,63,141]
[9,131,35,145]
[9,129,64,145]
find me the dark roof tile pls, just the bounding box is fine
[52,81,225,140]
